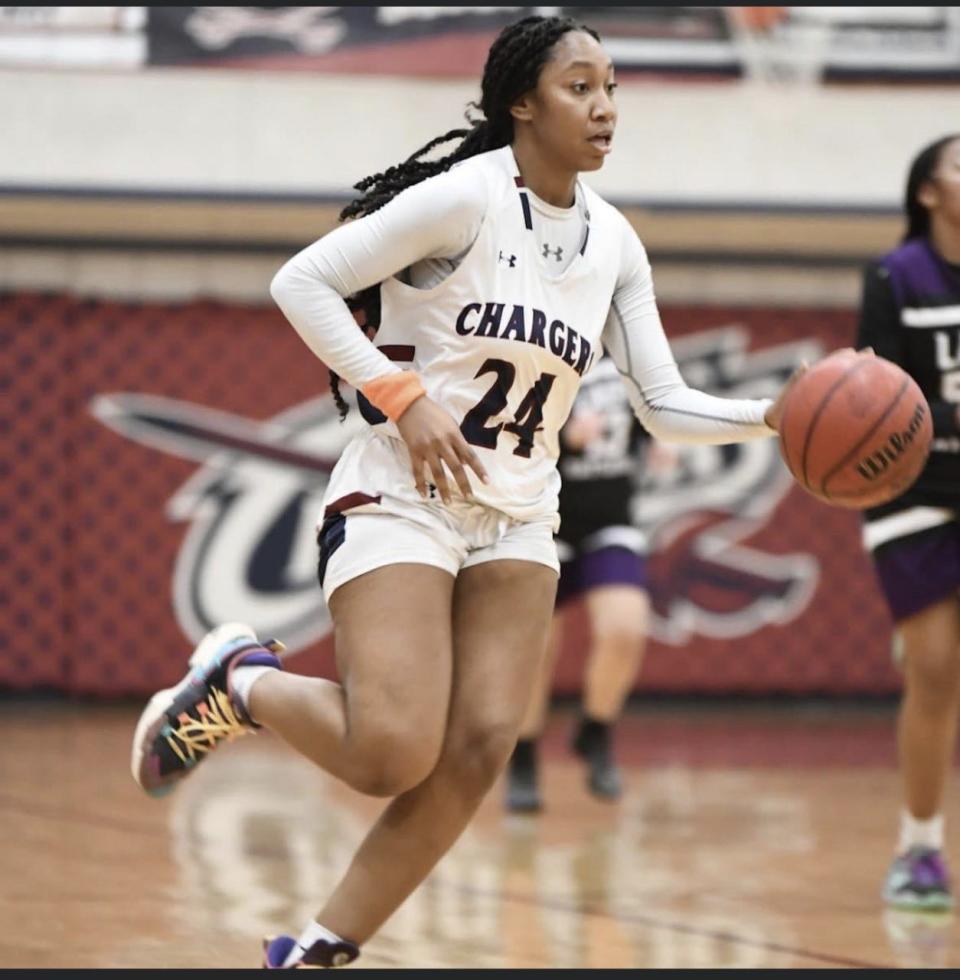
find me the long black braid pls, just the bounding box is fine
[903,132,960,243]
[330,14,600,418]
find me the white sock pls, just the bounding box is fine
[230,665,276,722]
[897,809,944,853]
[283,921,347,967]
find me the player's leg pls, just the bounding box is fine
[295,557,557,953]
[505,608,564,812]
[572,545,648,800]
[887,597,960,910]
[581,584,649,720]
[519,607,567,740]
[898,599,960,820]
[249,561,456,795]
[868,516,960,909]
[132,510,460,800]
[505,555,577,813]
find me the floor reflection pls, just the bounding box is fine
[162,726,892,968]
[6,700,960,968]
[882,908,954,969]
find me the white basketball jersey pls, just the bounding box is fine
[359,146,624,523]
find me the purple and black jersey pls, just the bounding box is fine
[555,356,649,602]
[556,355,647,548]
[856,238,960,518]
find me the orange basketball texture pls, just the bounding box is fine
[778,353,932,509]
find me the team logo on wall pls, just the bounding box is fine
[633,326,824,643]
[90,325,823,655]
[91,392,365,655]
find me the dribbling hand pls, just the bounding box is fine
[396,395,490,503]
[764,346,875,431]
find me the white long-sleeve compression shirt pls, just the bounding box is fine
[270,159,775,444]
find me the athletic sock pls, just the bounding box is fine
[283,921,351,968]
[898,809,945,853]
[230,664,276,722]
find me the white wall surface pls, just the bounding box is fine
[2,65,956,206]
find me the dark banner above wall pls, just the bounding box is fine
[146,6,533,75]
[1,7,956,79]
[145,6,960,82]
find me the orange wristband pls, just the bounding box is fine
[361,370,426,422]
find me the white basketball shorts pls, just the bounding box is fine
[316,429,560,602]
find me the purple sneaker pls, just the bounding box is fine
[883,846,954,911]
[131,622,284,797]
[262,934,360,968]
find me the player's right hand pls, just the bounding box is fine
[562,410,606,451]
[396,395,489,504]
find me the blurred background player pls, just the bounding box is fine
[506,354,676,811]
[856,132,960,911]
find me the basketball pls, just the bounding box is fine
[778,351,932,509]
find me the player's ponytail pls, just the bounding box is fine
[330,14,599,418]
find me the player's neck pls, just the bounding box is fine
[510,141,577,209]
[929,218,960,265]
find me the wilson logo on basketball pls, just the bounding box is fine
[855,402,928,481]
[90,325,824,653]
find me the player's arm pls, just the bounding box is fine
[856,262,960,437]
[270,167,484,391]
[602,217,777,444]
[269,166,490,499]
[855,262,903,363]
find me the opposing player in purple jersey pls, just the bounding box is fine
[857,134,960,911]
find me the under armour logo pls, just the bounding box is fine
[498,250,517,268]
[542,244,563,262]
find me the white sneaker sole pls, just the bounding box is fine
[130,622,257,795]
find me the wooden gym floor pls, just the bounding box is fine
[2,697,958,969]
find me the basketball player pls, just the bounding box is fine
[130,16,804,967]
[506,354,671,811]
[856,133,960,912]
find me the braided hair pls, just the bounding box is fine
[330,14,600,418]
[903,132,960,243]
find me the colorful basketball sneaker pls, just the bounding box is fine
[883,847,954,911]
[131,622,284,797]
[262,934,360,968]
